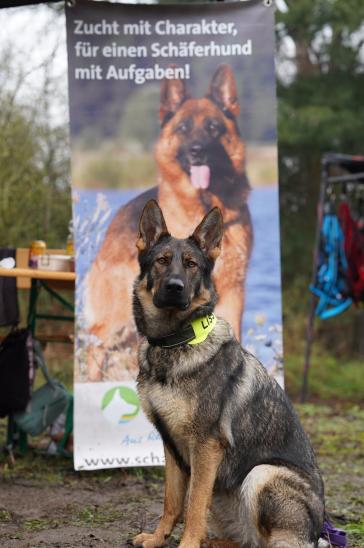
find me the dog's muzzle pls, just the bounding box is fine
[153,277,189,310]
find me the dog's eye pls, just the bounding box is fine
[206,120,225,138]
[186,260,197,268]
[156,257,168,265]
[176,122,189,134]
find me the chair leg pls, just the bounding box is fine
[18,429,28,455]
[6,415,28,456]
[6,414,14,447]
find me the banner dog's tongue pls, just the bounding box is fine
[190,165,210,189]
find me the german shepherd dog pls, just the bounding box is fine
[132,201,325,548]
[84,65,252,382]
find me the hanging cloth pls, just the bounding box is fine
[0,248,19,327]
[338,202,364,304]
[310,213,352,319]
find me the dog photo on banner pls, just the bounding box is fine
[66,0,282,470]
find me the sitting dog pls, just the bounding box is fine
[132,200,324,548]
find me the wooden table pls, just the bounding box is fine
[0,266,75,283]
[0,251,76,455]
[0,249,75,340]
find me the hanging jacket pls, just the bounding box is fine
[338,202,364,304]
[310,212,352,319]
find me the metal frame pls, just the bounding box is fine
[301,153,364,402]
[27,279,74,337]
[4,280,74,457]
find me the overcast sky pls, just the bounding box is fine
[0,4,68,123]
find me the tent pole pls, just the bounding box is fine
[300,157,328,402]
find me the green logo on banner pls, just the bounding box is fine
[101,386,140,424]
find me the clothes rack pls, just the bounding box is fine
[301,153,364,402]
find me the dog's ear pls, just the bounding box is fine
[136,200,170,252]
[207,65,240,118]
[160,71,189,124]
[192,207,223,261]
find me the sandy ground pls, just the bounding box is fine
[0,404,363,547]
[0,462,179,547]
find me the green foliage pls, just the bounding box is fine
[285,352,364,403]
[278,0,364,270]
[0,96,71,248]
[277,0,364,360]
[77,147,156,189]
[119,84,161,152]
[82,154,125,189]
[0,10,71,249]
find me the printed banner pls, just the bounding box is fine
[66,0,282,470]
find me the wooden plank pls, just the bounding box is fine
[7,249,74,288]
[0,267,75,282]
[16,248,31,289]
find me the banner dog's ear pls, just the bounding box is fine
[160,66,190,124]
[207,64,240,118]
[191,207,224,261]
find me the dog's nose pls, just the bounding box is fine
[166,278,185,292]
[189,143,203,157]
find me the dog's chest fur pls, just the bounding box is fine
[138,380,194,465]
[137,320,233,465]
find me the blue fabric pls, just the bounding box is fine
[310,214,352,319]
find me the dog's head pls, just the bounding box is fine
[133,200,223,335]
[155,65,248,205]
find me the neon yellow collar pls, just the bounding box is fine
[188,313,217,346]
[147,313,217,348]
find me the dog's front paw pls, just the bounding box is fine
[133,532,164,548]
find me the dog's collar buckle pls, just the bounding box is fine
[147,313,217,349]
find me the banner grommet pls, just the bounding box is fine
[263,0,273,6]
[66,0,76,7]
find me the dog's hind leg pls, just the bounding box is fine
[240,465,323,548]
[133,446,188,548]
[267,530,315,548]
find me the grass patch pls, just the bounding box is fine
[297,404,364,547]
[0,451,72,484]
[75,505,123,526]
[346,519,364,536]
[285,353,364,403]
[0,509,12,522]
[24,518,62,531]
[297,404,364,458]
[74,147,157,189]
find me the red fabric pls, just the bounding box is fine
[338,202,364,303]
